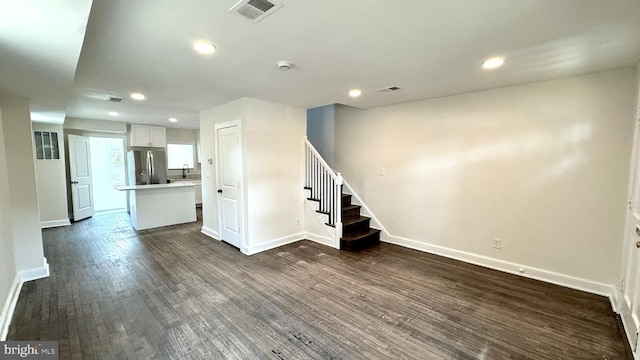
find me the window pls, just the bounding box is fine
[167,143,195,169]
[34,131,60,160]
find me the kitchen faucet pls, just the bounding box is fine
[182,164,190,178]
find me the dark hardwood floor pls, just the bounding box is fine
[8,210,631,359]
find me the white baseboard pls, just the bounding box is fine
[244,233,304,255]
[201,226,219,240]
[18,257,50,282]
[610,286,621,314]
[0,274,22,341]
[383,234,611,297]
[305,232,337,249]
[40,218,71,229]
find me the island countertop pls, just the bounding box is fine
[114,183,197,230]
[115,182,197,191]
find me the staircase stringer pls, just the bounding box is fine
[341,178,391,242]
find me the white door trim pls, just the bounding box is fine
[214,119,247,253]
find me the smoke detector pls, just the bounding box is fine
[230,0,283,23]
[276,61,292,71]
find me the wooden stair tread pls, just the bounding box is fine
[342,215,370,226]
[342,204,360,211]
[341,228,381,241]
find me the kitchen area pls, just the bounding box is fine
[62,120,204,231]
[115,124,203,230]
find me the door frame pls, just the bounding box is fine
[86,133,128,212]
[214,119,247,253]
[618,94,640,353]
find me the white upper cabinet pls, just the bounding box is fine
[130,125,167,148]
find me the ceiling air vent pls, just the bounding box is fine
[229,0,283,23]
[377,86,401,93]
[108,96,124,103]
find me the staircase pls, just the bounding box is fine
[304,138,380,251]
[340,193,381,251]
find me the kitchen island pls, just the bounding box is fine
[115,182,196,230]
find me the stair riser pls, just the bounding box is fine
[343,219,371,235]
[342,195,352,207]
[341,232,380,251]
[342,207,361,220]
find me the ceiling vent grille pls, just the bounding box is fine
[229,0,283,23]
[377,86,401,93]
[108,96,124,103]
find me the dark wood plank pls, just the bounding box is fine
[7,209,632,359]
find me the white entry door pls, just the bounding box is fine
[620,112,640,353]
[68,134,95,221]
[216,122,242,249]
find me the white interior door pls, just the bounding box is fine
[620,113,640,353]
[68,134,94,221]
[216,123,242,249]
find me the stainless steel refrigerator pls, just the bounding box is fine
[127,149,167,185]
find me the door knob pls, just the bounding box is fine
[636,241,640,249]
[70,181,78,184]
[217,189,222,193]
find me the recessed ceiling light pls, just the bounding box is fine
[193,41,216,54]
[349,89,362,98]
[108,111,119,117]
[130,93,145,100]
[169,117,178,123]
[482,57,505,69]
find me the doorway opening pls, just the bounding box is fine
[89,137,126,213]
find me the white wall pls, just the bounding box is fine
[0,96,48,279]
[200,98,306,254]
[335,69,637,293]
[32,122,71,228]
[64,117,127,133]
[307,104,336,167]
[0,100,19,340]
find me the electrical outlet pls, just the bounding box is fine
[493,238,502,249]
[379,168,385,176]
[296,218,300,225]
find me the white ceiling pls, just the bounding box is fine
[2,0,640,129]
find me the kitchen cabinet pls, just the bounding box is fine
[130,124,166,148]
[195,182,202,206]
